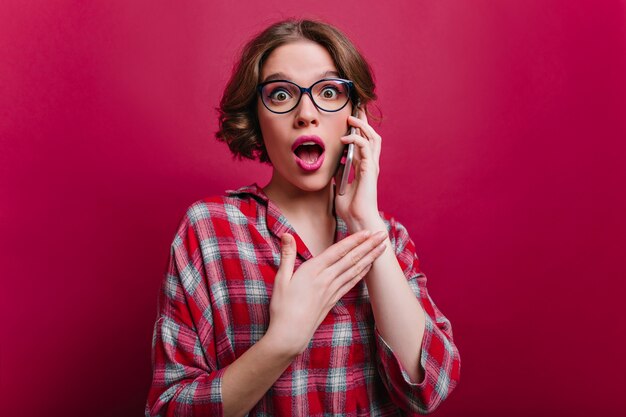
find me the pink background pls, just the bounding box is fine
[2,1,625,416]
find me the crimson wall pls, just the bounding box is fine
[1,1,625,416]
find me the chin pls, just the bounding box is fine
[290,172,333,193]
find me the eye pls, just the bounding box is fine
[320,86,340,99]
[269,88,291,102]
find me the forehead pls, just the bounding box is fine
[260,40,339,84]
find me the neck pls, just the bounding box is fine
[262,173,335,224]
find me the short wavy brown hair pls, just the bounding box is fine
[215,18,379,163]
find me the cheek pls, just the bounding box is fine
[257,113,276,145]
[330,117,350,143]
[327,130,347,157]
[257,100,276,134]
[257,103,287,136]
[257,114,286,162]
[257,110,270,136]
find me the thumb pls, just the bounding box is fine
[275,233,296,288]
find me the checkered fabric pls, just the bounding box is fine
[146,184,460,416]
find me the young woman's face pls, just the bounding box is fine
[257,40,353,193]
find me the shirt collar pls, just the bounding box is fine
[225,183,268,202]
[226,183,349,260]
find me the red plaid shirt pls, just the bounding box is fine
[146,184,460,416]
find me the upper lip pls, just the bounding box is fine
[291,135,325,152]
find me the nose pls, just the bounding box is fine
[293,92,319,128]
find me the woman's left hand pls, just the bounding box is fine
[334,109,386,234]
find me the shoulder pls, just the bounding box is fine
[377,210,421,268]
[180,184,266,228]
[377,211,425,277]
[168,185,266,256]
[378,210,412,243]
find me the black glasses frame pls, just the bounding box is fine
[256,78,355,114]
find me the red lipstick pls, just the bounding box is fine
[292,135,326,172]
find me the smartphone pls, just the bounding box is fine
[338,102,360,195]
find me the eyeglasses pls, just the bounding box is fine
[257,78,354,114]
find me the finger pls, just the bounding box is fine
[341,135,374,171]
[275,233,297,290]
[326,231,387,279]
[328,238,386,300]
[319,263,371,324]
[317,260,374,325]
[342,113,383,154]
[331,263,372,305]
[358,110,381,143]
[351,112,383,166]
[348,115,379,142]
[316,229,372,268]
[352,155,362,178]
[347,137,363,167]
[341,134,371,152]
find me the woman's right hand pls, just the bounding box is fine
[265,230,388,357]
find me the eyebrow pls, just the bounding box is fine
[261,70,341,83]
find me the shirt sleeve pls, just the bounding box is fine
[374,214,461,414]
[145,213,226,417]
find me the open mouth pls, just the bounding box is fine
[294,143,324,165]
[291,136,326,171]
[293,140,324,172]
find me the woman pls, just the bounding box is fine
[146,19,460,417]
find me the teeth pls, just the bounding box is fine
[301,141,316,146]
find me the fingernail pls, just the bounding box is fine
[375,230,387,239]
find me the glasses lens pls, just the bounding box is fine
[311,80,351,111]
[261,82,300,113]
[260,79,352,113]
